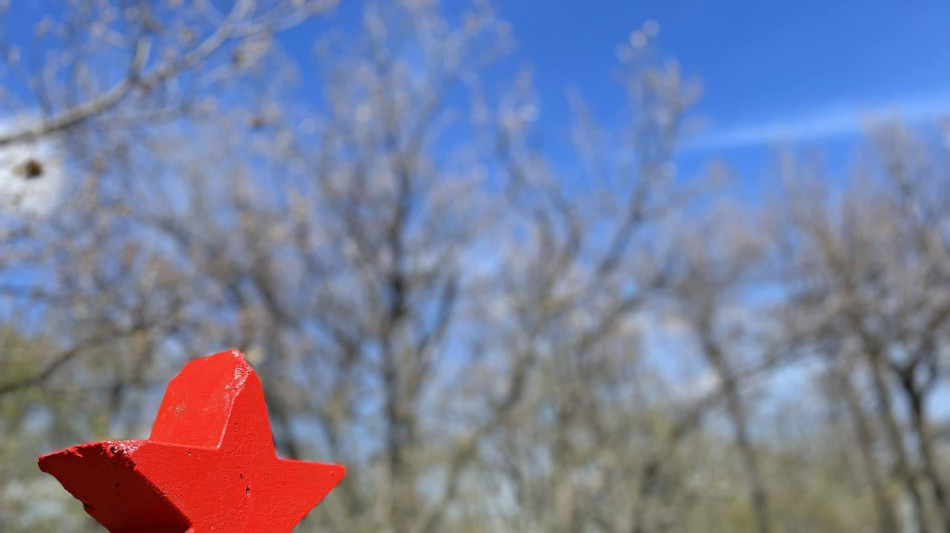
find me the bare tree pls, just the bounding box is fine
[777,127,950,532]
[666,206,774,533]
[3,3,949,533]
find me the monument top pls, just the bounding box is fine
[38,349,344,533]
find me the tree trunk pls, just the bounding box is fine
[699,323,772,533]
[831,362,899,533]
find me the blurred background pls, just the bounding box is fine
[2,1,950,532]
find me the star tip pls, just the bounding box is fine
[311,461,346,487]
[329,463,346,485]
[201,348,250,367]
[36,446,72,471]
[36,446,78,475]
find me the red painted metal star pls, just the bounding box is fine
[38,350,345,533]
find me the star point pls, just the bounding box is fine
[38,350,344,533]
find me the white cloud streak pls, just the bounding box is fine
[687,92,950,151]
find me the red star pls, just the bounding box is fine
[38,350,345,533]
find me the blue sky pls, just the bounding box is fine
[8,1,950,198]
[500,1,950,139]
[287,0,950,198]
[502,1,950,195]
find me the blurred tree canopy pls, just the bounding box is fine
[1,1,950,532]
